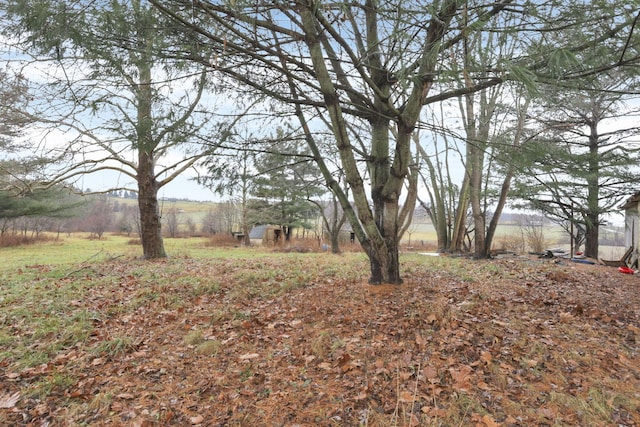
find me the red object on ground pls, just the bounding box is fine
[618,266,635,275]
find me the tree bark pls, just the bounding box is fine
[136,58,166,259]
[296,0,460,284]
[469,142,486,258]
[584,120,600,258]
[416,135,450,251]
[451,173,470,252]
[138,152,166,259]
[484,98,529,257]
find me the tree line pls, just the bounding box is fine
[1,0,639,284]
[0,193,272,244]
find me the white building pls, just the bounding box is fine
[620,192,640,268]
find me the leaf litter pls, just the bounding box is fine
[0,253,638,426]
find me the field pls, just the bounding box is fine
[404,221,628,260]
[1,235,639,426]
[118,197,630,259]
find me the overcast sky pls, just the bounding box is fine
[77,168,218,202]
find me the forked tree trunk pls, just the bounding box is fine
[296,1,455,285]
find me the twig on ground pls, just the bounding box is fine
[64,250,124,277]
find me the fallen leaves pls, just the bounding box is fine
[189,415,204,424]
[1,253,639,426]
[448,364,473,391]
[238,352,260,360]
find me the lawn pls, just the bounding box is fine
[0,235,638,426]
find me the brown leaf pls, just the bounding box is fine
[449,365,473,391]
[239,353,259,360]
[335,352,351,369]
[481,414,500,427]
[91,357,106,366]
[190,415,204,425]
[398,390,417,403]
[537,406,557,419]
[116,393,135,400]
[318,362,332,370]
[479,350,492,364]
[477,381,492,391]
[0,391,20,409]
[423,365,439,383]
[559,312,573,323]
[627,324,640,334]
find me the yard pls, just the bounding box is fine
[0,235,638,426]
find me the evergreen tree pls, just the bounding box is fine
[513,70,640,258]
[3,0,225,259]
[250,136,324,241]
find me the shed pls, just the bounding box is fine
[620,192,640,268]
[249,225,283,246]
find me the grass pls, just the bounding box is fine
[0,235,638,426]
[0,232,263,273]
[0,265,98,368]
[404,221,626,256]
[91,336,138,358]
[29,373,77,399]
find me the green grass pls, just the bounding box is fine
[0,234,140,270]
[0,262,100,368]
[0,233,265,273]
[91,336,138,357]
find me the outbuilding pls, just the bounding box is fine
[620,192,640,268]
[249,225,283,246]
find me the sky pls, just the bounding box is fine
[76,167,219,202]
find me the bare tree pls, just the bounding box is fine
[84,197,113,240]
[151,0,639,283]
[165,206,180,238]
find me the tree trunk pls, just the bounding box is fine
[367,121,403,284]
[136,58,166,259]
[584,212,599,257]
[330,232,340,254]
[242,225,251,246]
[485,170,513,257]
[484,98,528,257]
[137,152,166,259]
[451,174,470,252]
[469,142,486,258]
[584,121,600,258]
[328,196,345,254]
[296,1,450,284]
